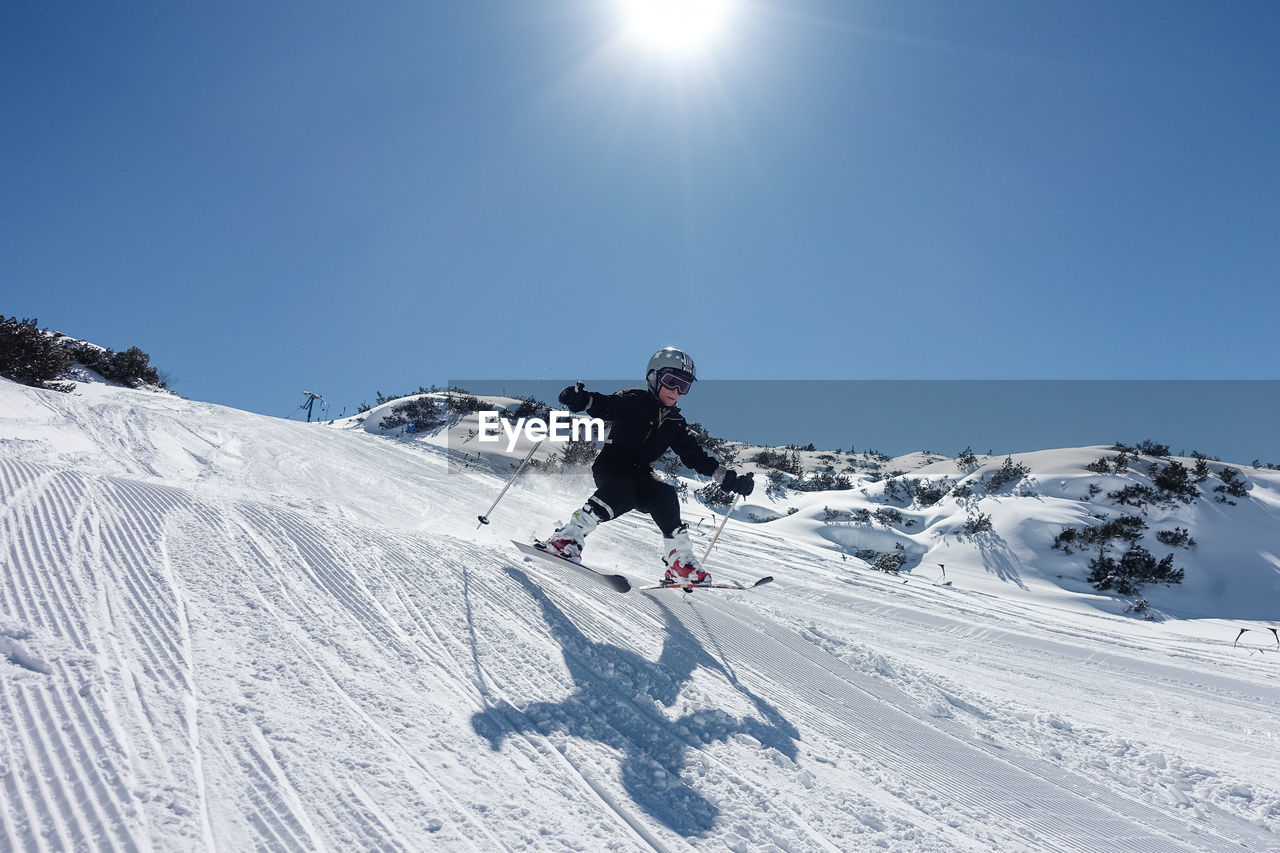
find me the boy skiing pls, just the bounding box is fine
[535,347,754,587]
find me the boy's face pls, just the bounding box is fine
[658,384,681,406]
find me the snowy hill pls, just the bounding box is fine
[2,376,1279,851]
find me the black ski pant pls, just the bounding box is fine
[587,457,682,537]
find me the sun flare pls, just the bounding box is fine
[617,0,736,55]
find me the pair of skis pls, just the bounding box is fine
[511,541,772,595]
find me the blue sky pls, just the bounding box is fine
[4,1,1278,455]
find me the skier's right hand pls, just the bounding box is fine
[721,469,755,497]
[559,382,589,412]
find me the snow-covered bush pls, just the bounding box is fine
[764,469,788,499]
[873,507,903,526]
[1147,460,1199,503]
[872,549,907,574]
[509,396,550,421]
[1135,439,1171,457]
[1107,484,1158,509]
[560,437,598,467]
[791,471,853,492]
[1155,528,1195,548]
[912,478,951,507]
[1215,467,1248,501]
[1053,515,1146,555]
[823,506,870,524]
[986,456,1030,492]
[755,449,803,476]
[379,396,444,431]
[1055,514,1184,595]
[0,316,73,391]
[881,477,911,504]
[446,392,494,415]
[697,481,733,509]
[1086,457,1115,474]
[962,512,993,535]
[1088,546,1183,596]
[0,317,166,392]
[67,342,163,388]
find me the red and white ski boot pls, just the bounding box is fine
[659,525,710,587]
[535,502,603,564]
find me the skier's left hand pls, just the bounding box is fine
[721,469,754,497]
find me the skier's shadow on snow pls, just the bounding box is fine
[471,565,799,837]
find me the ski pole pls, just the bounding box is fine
[701,493,740,568]
[477,438,544,528]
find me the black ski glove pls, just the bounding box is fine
[721,469,755,497]
[559,381,589,412]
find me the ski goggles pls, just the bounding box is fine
[657,369,694,395]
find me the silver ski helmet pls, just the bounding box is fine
[646,347,696,396]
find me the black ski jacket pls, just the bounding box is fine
[579,388,721,476]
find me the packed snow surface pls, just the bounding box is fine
[2,378,1278,851]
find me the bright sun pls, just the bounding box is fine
[617,0,736,55]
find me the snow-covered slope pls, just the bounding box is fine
[2,377,1278,851]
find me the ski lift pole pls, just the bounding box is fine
[477,439,544,528]
[701,494,740,568]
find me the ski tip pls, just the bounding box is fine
[753,576,774,587]
[513,540,631,593]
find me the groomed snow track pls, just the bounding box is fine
[4,452,1276,851]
